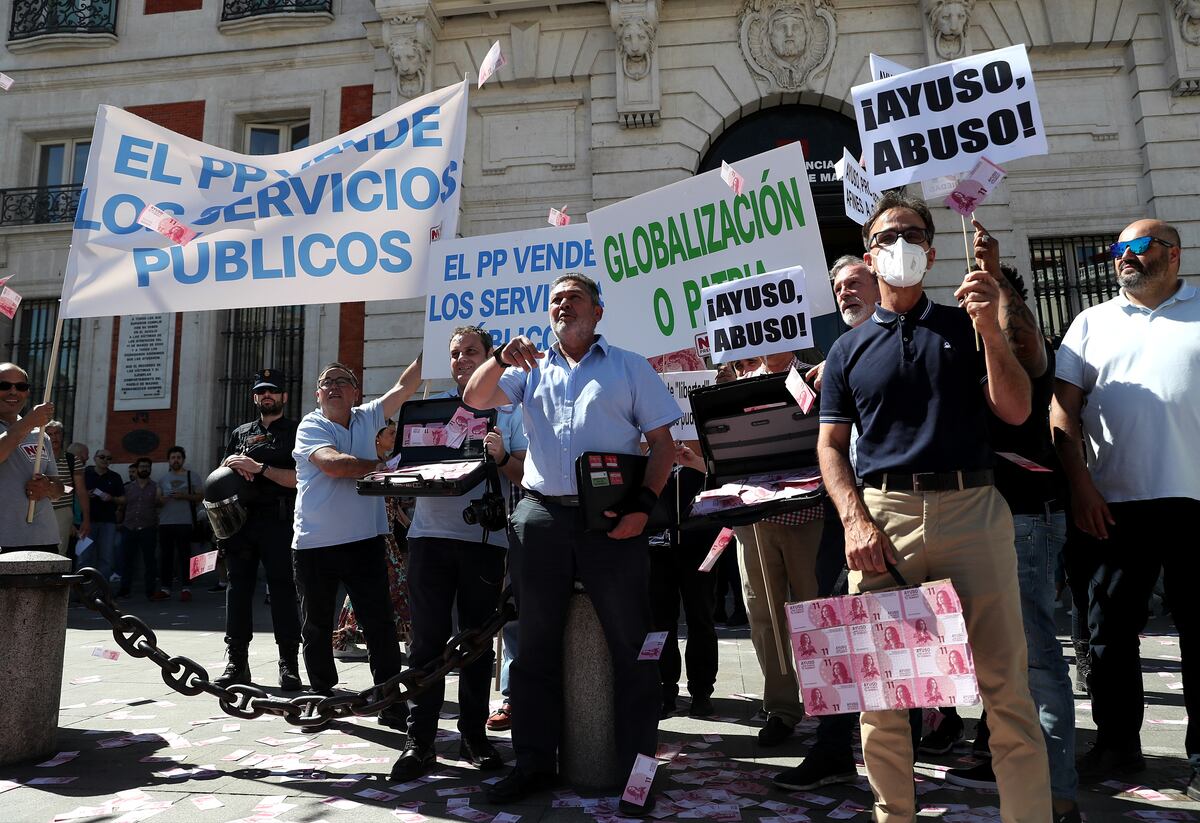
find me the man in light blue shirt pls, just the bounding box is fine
[291,356,422,725]
[393,325,528,781]
[465,273,679,815]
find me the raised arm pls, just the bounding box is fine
[380,351,424,421]
[464,336,543,410]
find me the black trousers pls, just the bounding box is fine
[293,536,403,692]
[1067,497,1200,757]
[119,526,157,597]
[222,510,300,649]
[811,500,859,754]
[508,496,660,776]
[649,526,719,702]
[406,536,506,745]
[158,524,192,590]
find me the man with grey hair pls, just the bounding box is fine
[45,420,89,556]
[0,362,64,552]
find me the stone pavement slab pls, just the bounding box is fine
[0,586,1196,822]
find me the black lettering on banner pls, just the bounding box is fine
[711,311,809,354]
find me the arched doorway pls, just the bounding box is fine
[698,103,864,265]
[697,104,863,353]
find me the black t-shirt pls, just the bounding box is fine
[988,341,1068,514]
[225,416,299,503]
[820,294,993,477]
[84,467,126,522]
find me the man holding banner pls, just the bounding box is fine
[0,362,63,551]
[465,273,679,813]
[818,192,1050,821]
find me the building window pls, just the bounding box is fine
[37,138,91,188]
[7,298,82,441]
[1029,234,1120,344]
[0,137,90,226]
[218,307,306,457]
[8,0,118,41]
[245,121,311,154]
[219,0,331,23]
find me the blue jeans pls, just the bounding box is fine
[1014,510,1077,802]
[500,620,518,698]
[80,521,117,580]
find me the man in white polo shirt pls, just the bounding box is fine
[1051,219,1200,794]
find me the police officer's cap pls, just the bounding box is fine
[252,368,286,392]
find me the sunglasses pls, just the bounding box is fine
[0,381,30,391]
[868,226,933,249]
[253,387,282,395]
[1110,235,1175,259]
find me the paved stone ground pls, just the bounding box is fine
[0,583,1196,822]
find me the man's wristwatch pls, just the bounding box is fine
[493,347,507,367]
[497,452,511,467]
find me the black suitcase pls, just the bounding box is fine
[356,396,498,498]
[685,371,825,527]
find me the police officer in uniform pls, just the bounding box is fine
[214,368,303,691]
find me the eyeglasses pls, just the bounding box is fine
[253,387,282,395]
[318,377,356,389]
[1110,235,1176,259]
[868,226,933,249]
[0,381,30,391]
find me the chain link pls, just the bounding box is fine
[67,567,514,727]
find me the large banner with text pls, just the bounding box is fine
[61,82,468,318]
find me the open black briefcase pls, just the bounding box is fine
[685,370,825,527]
[356,396,498,498]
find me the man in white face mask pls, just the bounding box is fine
[816,191,1051,822]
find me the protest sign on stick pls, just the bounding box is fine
[851,44,1046,189]
[836,148,880,226]
[946,156,1006,216]
[701,265,810,364]
[61,81,468,319]
[587,142,834,358]
[870,54,914,81]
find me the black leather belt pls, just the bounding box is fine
[526,489,580,508]
[864,469,994,492]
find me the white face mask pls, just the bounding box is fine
[873,238,929,288]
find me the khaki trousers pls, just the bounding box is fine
[54,506,74,556]
[735,518,823,724]
[850,486,1051,823]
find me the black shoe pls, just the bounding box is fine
[459,736,503,770]
[1189,770,1200,803]
[1076,743,1146,782]
[689,695,715,717]
[214,650,251,687]
[207,582,227,593]
[389,737,435,781]
[773,756,857,790]
[945,760,996,789]
[618,790,657,818]
[485,766,560,803]
[758,715,795,747]
[378,705,407,730]
[919,714,965,755]
[278,652,302,692]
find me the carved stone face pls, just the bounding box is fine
[389,39,423,77]
[768,8,807,58]
[620,20,652,59]
[1180,0,1200,17]
[935,1,968,37]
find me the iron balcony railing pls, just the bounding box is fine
[220,0,331,23]
[0,184,83,227]
[9,0,117,41]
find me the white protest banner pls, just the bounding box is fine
[702,265,810,364]
[838,148,880,226]
[587,142,834,358]
[869,54,913,81]
[659,370,716,440]
[61,82,468,319]
[852,44,1047,190]
[422,223,600,377]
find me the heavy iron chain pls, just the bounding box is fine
[64,567,515,728]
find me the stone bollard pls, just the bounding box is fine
[560,588,622,788]
[0,551,73,766]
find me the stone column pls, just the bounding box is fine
[560,590,622,788]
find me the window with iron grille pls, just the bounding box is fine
[7,298,82,441]
[217,306,305,459]
[1028,233,1120,344]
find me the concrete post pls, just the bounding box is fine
[560,589,622,788]
[0,551,73,766]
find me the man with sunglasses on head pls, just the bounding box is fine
[818,191,1050,822]
[1051,220,1200,795]
[214,368,305,691]
[292,357,421,733]
[0,362,64,552]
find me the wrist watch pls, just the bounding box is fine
[492,347,506,367]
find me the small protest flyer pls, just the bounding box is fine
[787,579,979,715]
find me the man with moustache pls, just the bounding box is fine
[818,192,1050,821]
[774,256,881,792]
[215,369,303,691]
[1050,219,1200,795]
[464,273,679,816]
[392,326,527,780]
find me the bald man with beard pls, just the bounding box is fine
[1051,219,1200,796]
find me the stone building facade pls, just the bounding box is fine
[1,0,1197,468]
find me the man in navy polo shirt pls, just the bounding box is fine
[818,191,1051,822]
